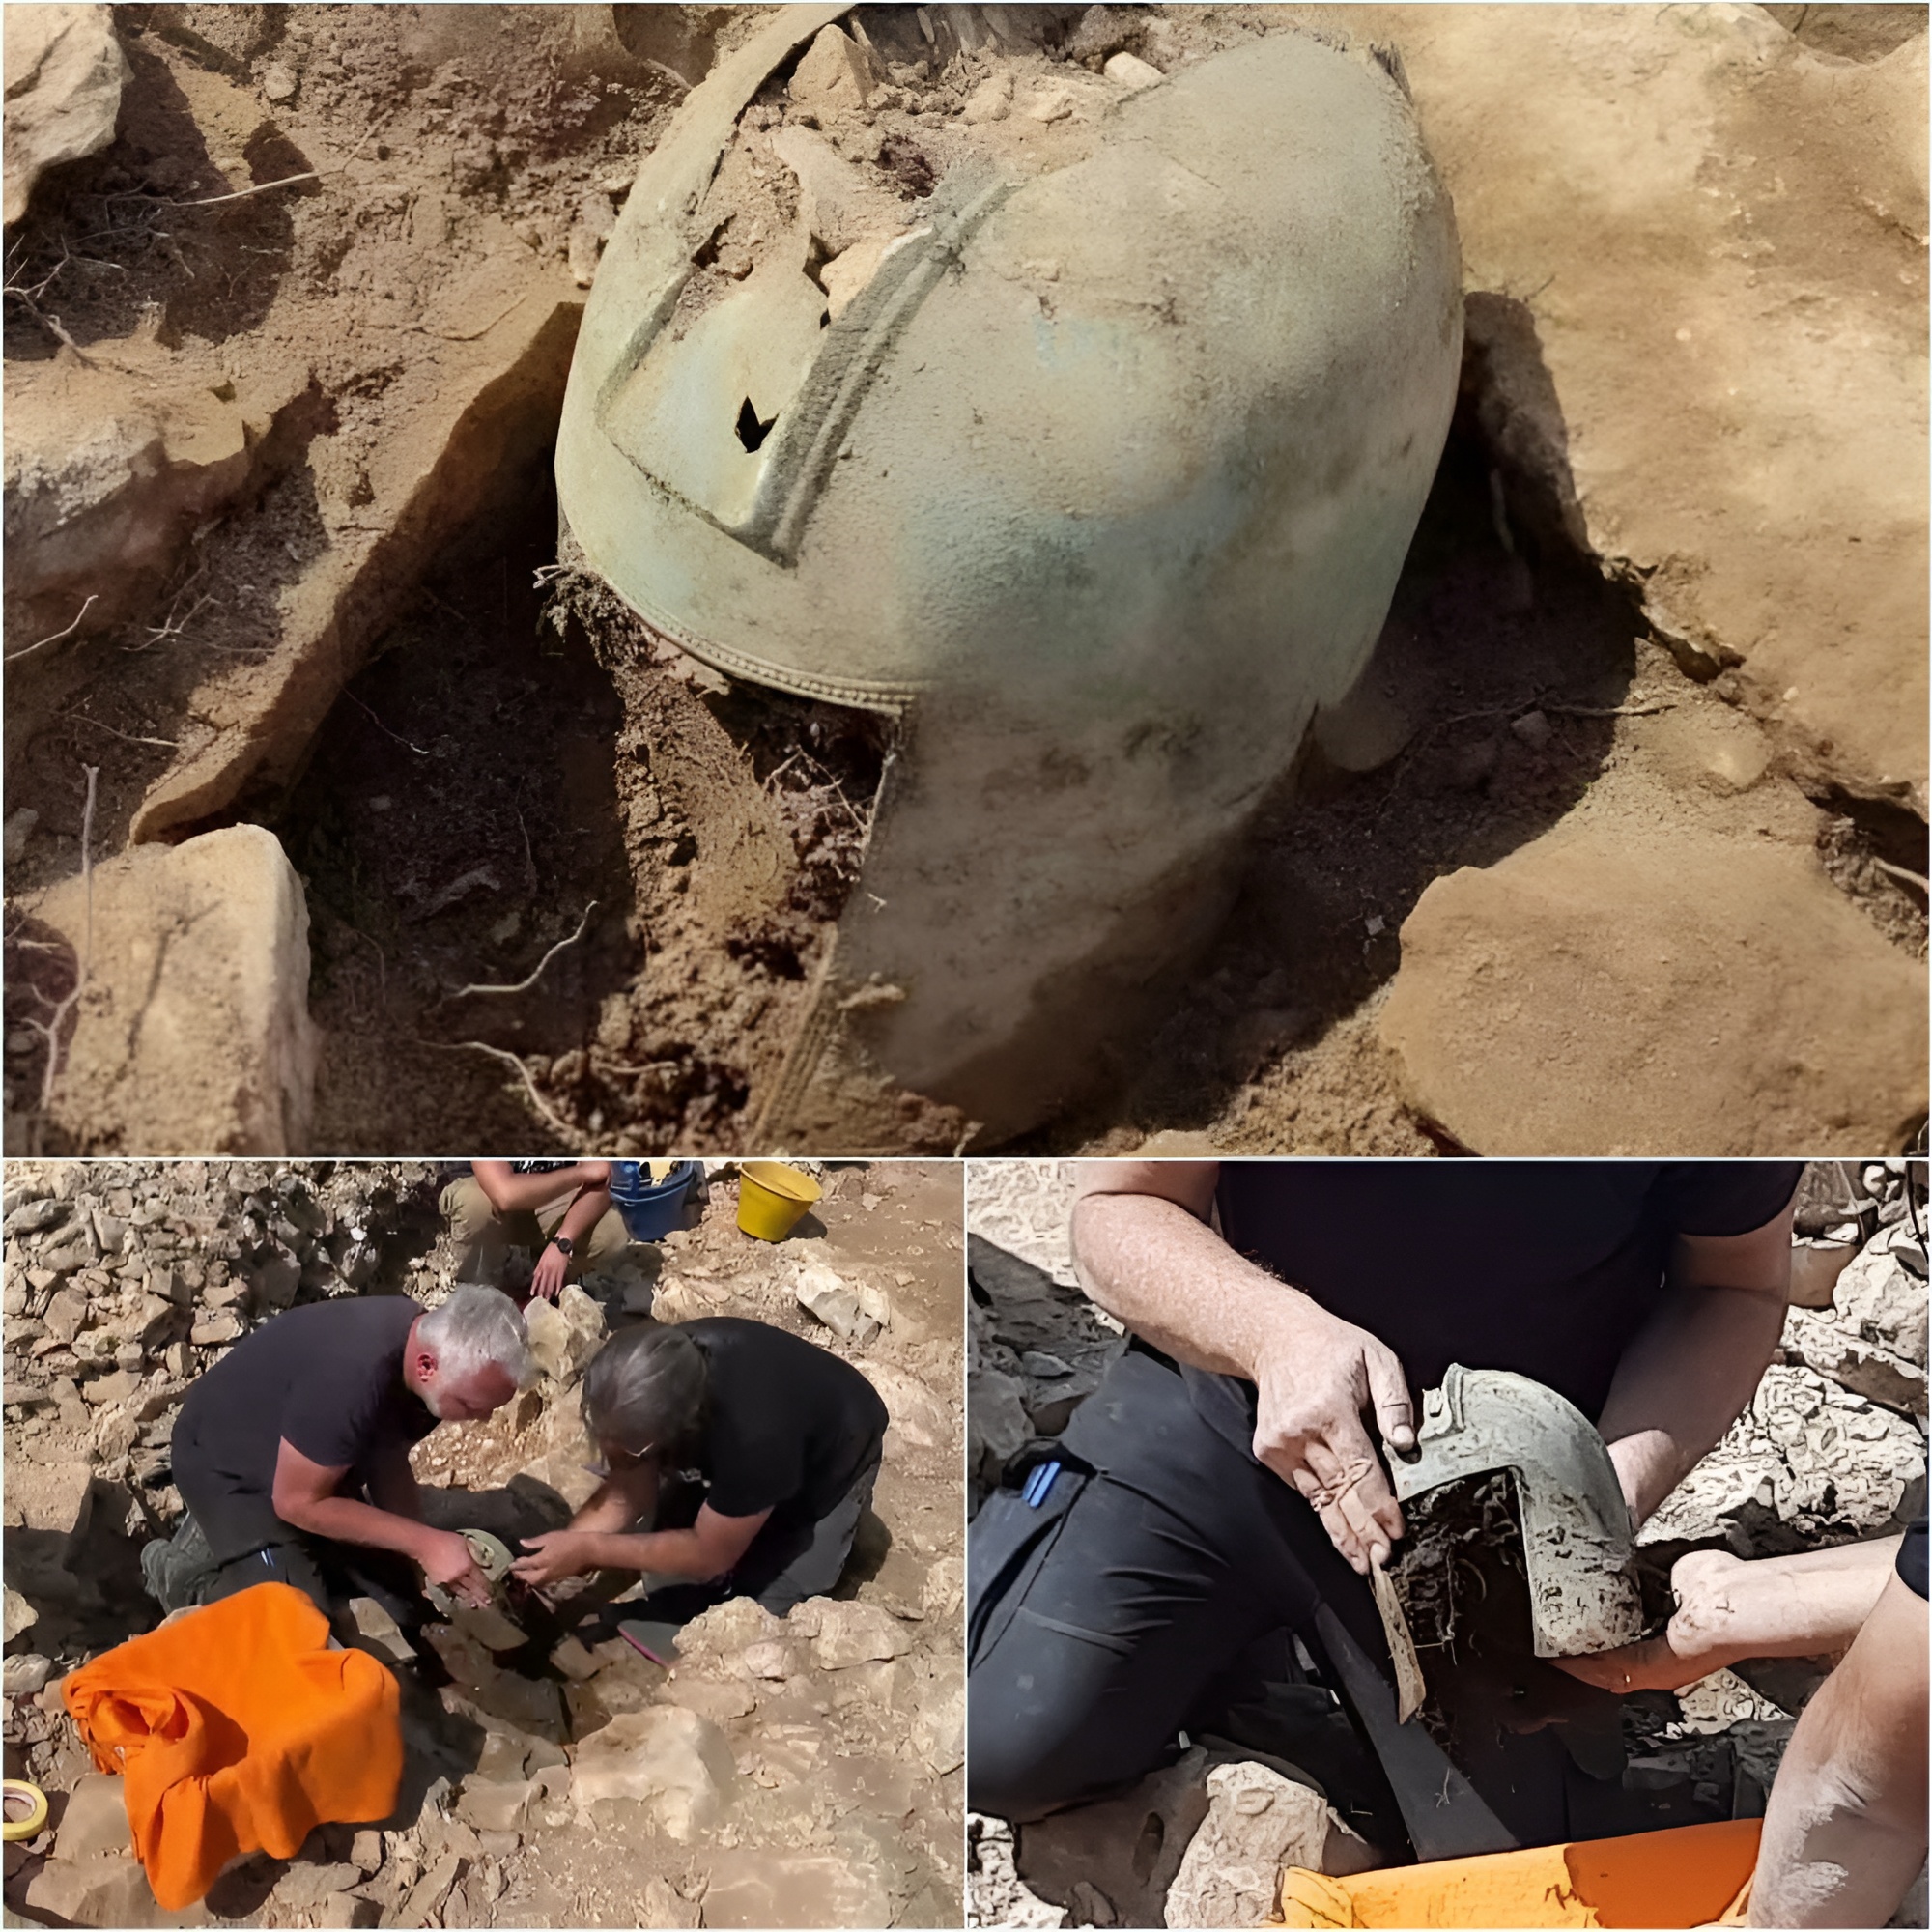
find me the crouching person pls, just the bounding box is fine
[508,1318,888,1618]
[145,1286,534,1624]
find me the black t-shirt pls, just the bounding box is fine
[1899,1518,1928,1601]
[683,1318,888,1525]
[178,1295,437,1496]
[1184,1161,1803,1454]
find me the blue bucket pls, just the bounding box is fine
[609,1160,699,1240]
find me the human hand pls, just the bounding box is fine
[529,1240,569,1303]
[510,1530,604,1588]
[419,1529,494,1608]
[1250,1299,1414,1576]
[1553,1548,1745,1692]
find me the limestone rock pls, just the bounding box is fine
[798,1597,913,1670]
[793,1260,883,1344]
[1642,1362,1925,1550]
[2,7,128,227]
[3,350,306,651]
[1103,51,1164,93]
[343,1595,415,1666]
[568,1705,736,1840]
[54,1775,130,1861]
[523,1283,605,1387]
[1165,1761,1372,1929]
[1381,819,1927,1154]
[26,826,319,1154]
[911,1665,965,1776]
[22,1855,162,1930]
[455,1774,533,1833]
[701,1848,895,1929]
[1782,1241,1927,1415]
[968,1366,1030,1488]
[3,1652,52,1695]
[786,23,878,119]
[860,1360,952,1457]
[769,124,904,258]
[960,72,1014,125]
[1371,7,1928,797]
[1016,1749,1217,1929]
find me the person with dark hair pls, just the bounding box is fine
[508,1317,889,1617]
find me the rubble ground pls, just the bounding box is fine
[2,1156,965,1928]
[963,1159,1929,1929]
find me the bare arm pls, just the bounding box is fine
[270,1438,489,1605]
[471,1159,611,1217]
[511,1501,771,1588]
[1747,1571,1927,1927]
[1596,1206,1796,1530]
[1559,1538,1902,1693]
[570,1461,660,1536]
[1072,1162,1415,1575]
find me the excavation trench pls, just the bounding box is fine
[274,452,890,1155]
[259,304,1923,1156]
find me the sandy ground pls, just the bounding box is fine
[2,1156,965,1928]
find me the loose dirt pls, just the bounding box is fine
[3,1156,965,1927]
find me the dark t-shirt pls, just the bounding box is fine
[1899,1518,1928,1601]
[1185,1161,1803,1454]
[684,1318,888,1525]
[177,1295,437,1498]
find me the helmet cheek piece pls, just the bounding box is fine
[558,10,1462,1146]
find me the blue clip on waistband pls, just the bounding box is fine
[1022,1460,1062,1508]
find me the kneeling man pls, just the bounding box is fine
[510,1317,888,1618]
[150,1285,534,1620]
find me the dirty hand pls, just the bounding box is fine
[420,1529,494,1608]
[510,1530,604,1588]
[1250,1301,1414,1576]
[1552,1549,1744,1693]
[529,1239,570,1303]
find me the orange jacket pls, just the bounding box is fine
[62,1583,402,1909]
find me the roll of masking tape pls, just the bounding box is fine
[2,1779,49,1842]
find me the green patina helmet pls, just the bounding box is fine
[557,8,1462,1145]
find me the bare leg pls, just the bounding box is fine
[1747,1571,1927,1928]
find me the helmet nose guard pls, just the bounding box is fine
[1391,1365,1645,1660]
[557,9,1463,1145]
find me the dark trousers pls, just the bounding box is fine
[639,1451,882,1624]
[967,1349,1592,1852]
[171,1409,424,1626]
[968,1349,1402,1822]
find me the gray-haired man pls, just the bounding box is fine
[150,1286,534,1620]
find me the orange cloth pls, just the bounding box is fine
[62,1583,402,1910]
[1275,1817,1762,1928]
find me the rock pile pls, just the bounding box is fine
[966,1160,1122,1507]
[4,1157,964,1928]
[1644,1161,1926,1556]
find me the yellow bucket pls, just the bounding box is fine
[737,1161,822,1241]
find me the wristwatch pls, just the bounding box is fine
[547,1235,575,1258]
